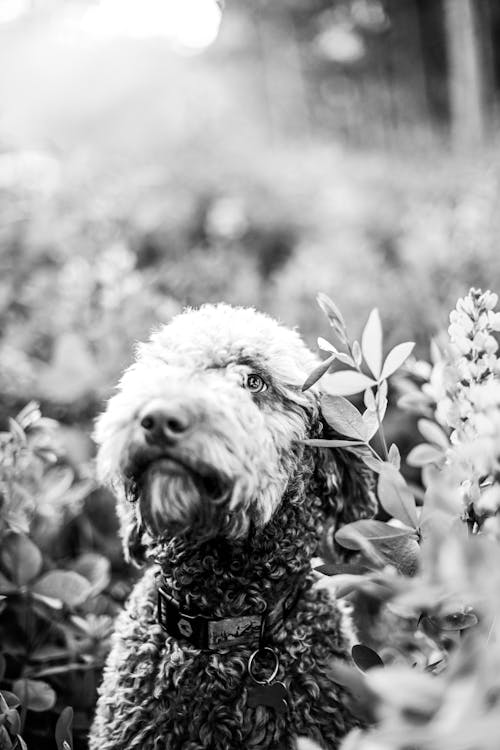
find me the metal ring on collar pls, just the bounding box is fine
[248,647,279,685]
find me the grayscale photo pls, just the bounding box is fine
[1,1,500,749]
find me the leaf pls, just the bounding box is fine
[426,611,478,632]
[71,552,110,596]
[359,453,385,473]
[16,401,42,430]
[30,646,72,662]
[374,534,420,576]
[378,379,388,402]
[327,573,374,597]
[303,439,366,448]
[352,644,384,672]
[361,309,383,378]
[317,337,337,353]
[335,520,415,551]
[5,708,20,736]
[380,342,415,380]
[8,418,27,445]
[361,409,379,440]
[397,392,433,415]
[12,679,56,712]
[1,534,43,586]
[388,443,401,470]
[327,659,374,708]
[321,395,367,440]
[32,571,92,608]
[31,593,64,610]
[378,465,419,529]
[317,292,346,333]
[335,352,356,367]
[376,384,388,421]
[417,419,449,450]
[314,562,368,576]
[0,692,21,709]
[302,355,336,392]
[321,371,376,396]
[406,444,444,468]
[351,341,362,367]
[55,706,74,750]
[363,388,376,411]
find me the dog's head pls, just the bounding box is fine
[95,304,374,561]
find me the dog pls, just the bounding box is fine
[89,303,375,750]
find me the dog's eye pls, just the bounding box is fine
[244,373,267,393]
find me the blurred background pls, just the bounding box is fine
[2,0,500,423]
[1,1,500,745]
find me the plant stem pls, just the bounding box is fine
[376,411,389,460]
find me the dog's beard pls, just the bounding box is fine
[137,459,229,539]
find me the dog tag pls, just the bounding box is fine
[247,647,289,714]
[247,681,288,714]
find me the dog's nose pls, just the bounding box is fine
[139,402,192,444]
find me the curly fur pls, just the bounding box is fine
[90,304,375,750]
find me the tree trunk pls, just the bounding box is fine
[443,0,488,149]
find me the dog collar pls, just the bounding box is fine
[157,580,302,651]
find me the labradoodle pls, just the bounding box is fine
[90,304,375,750]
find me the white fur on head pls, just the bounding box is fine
[94,304,321,554]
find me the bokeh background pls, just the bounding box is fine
[1,0,500,746]
[3,0,500,422]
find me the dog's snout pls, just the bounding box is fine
[139,401,192,444]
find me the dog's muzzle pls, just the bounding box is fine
[131,454,232,539]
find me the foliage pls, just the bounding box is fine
[301,288,500,750]
[2,139,500,424]
[0,404,129,750]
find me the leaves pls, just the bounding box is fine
[71,552,110,596]
[352,644,384,672]
[380,342,415,380]
[1,534,42,586]
[335,520,416,551]
[407,443,444,468]
[378,464,419,529]
[321,395,368,441]
[11,679,56,712]
[321,371,376,396]
[302,355,336,392]
[55,707,74,750]
[302,438,366,448]
[32,571,92,608]
[361,309,383,378]
[388,443,401,470]
[317,292,346,339]
[417,419,449,450]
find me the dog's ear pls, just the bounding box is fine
[116,495,148,567]
[313,444,376,523]
[311,436,377,560]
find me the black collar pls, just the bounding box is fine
[157,578,303,651]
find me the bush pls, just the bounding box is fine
[0,404,132,750]
[299,288,500,749]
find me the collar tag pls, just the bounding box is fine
[158,585,263,650]
[207,615,261,649]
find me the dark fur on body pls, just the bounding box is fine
[89,304,375,750]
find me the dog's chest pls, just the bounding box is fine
[110,569,355,749]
